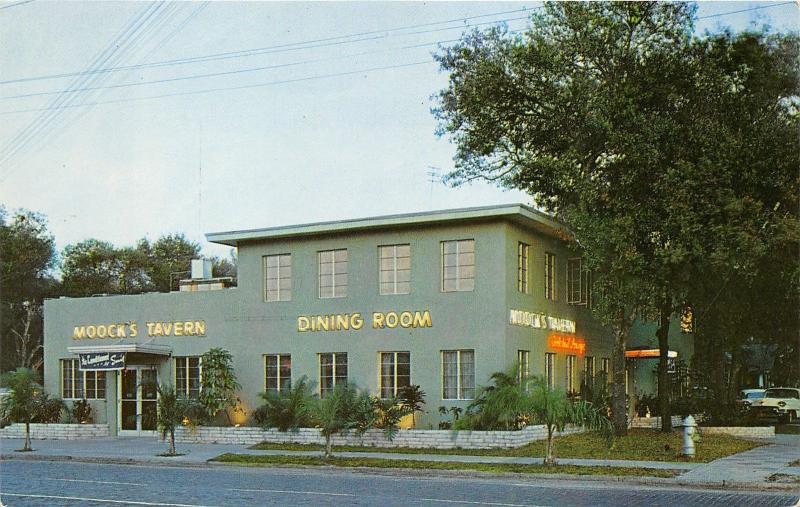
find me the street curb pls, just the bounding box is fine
[4,453,799,493]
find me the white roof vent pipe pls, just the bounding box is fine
[191,259,213,279]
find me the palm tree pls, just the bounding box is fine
[467,368,526,430]
[309,383,373,459]
[523,376,612,465]
[398,385,426,428]
[255,376,314,431]
[0,368,44,451]
[156,384,199,456]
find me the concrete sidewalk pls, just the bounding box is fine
[680,435,800,487]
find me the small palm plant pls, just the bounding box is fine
[156,384,200,456]
[398,385,426,428]
[254,376,315,432]
[0,368,44,452]
[373,396,411,440]
[310,383,373,459]
[523,376,612,465]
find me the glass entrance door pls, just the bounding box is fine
[118,366,158,436]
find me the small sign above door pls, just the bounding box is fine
[79,352,125,371]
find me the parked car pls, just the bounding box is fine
[736,388,766,409]
[749,387,800,423]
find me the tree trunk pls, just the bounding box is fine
[657,296,673,433]
[544,425,556,465]
[611,309,632,436]
[24,421,31,451]
[169,428,176,455]
[324,433,333,459]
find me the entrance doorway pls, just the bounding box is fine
[118,366,158,436]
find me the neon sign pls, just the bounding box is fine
[548,333,586,355]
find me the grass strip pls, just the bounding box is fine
[249,429,761,463]
[211,453,680,478]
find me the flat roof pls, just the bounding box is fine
[206,203,565,246]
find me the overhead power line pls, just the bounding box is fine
[0,16,532,102]
[0,6,542,85]
[0,60,436,117]
[0,0,35,10]
[696,1,795,20]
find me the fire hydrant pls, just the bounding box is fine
[682,415,697,457]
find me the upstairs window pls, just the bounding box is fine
[567,258,590,306]
[319,249,348,298]
[517,242,529,293]
[264,254,292,302]
[544,252,556,300]
[379,244,411,295]
[442,239,475,292]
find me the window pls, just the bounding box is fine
[517,350,530,383]
[584,356,595,381]
[319,352,347,396]
[567,258,590,306]
[566,355,576,393]
[441,350,475,399]
[545,353,556,389]
[379,352,410,398]
[264,254,291,302]
[319,249,348,298]
[601,357,610,376]
[517,242,529,293]
[379,244,411,295]
[441,239,475,292]
[175,356,201,398]
[544,252,556,300]
[265,354,291,393]
[60,359,105,399]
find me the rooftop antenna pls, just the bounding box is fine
[427,166,442,209]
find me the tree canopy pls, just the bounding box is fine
[434,1,799,432]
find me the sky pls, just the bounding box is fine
[1,1,798,263]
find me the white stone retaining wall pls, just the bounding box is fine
[175,425,583,448]
[630,416,684,429]
[0,423,109,440]
[699,426,775,439]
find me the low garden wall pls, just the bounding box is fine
[174,425,583,449]
[698,426,775,439]
[630,416,684,429]
[0,423,109,440]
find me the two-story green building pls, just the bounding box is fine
[43,204,693,435]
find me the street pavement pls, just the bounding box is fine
[1,459,799,507]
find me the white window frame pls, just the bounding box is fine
[567,257,591,306]
[545,353,556,390]
[319,352,348,396]
[544,252,557,300]
[517,349,530,383]
[566,354,576,393]
[441,239,475,292]
[441,349,475,400]
[517,242,529,293]
[379,244,411,295]
[264,253,292,302]
[584,355,595,381]
[61,358,106,400]
[379,351,411,399]
[264,354,292,393]
[318,249,348,299]
[174,356,202,398]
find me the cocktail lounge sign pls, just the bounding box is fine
[79,352,125,371]
[72,320,206,340]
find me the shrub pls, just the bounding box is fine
[255,376,314,431]
[373,396,411,441]
[72,399,92,423]
[397,385,426,428]
[34,392,65,423]
[199,348,241,424]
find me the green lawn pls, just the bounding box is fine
[249,429,762,463]
[211,453,680,478]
